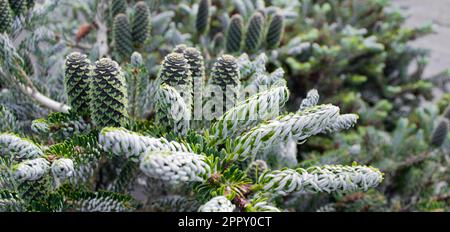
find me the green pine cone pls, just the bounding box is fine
[159,52,193,110]
[266,12,284,49]
[225,14,244,53]
[132,1,150,45]
[195,0,210,35]
[184,47,205,88]
[159,52,191,87]
[184,47,205,111]
[210,54,240,112]
[110,0,127,18]
[64,52,92,117]
[8,0,26,16]
[108,0,126,38]
[244,12,265,52]
[0,0,13,33]
[210,54,240,92]
[113,13,133,60]
[90,58,128,128]
[431,119,449,147]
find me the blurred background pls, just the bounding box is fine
[394,0,450,78]
[393,0,450,100]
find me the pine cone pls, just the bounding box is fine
[159,52,191,87]
[210,54,240,93]
[183,47,205,90]
[8,0,26,16]
[65,52,92,117]
[184,47,205,116]
[131,1,150,45]
[244,12,265,52]
[431,119,449,147]
[266,12,284,49]
[225,14,244,53]
[159,52,192,111]
[0,0,13,33]
[210,54,240,115]
[90,58,128,128]
[110,0,127,18]
[195,0,210,35]
[113,13,133,60]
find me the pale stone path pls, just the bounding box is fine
[393,0,450,78]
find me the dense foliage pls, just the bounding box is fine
[0,0,448,212]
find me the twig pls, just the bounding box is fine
[0,69,70,113]
[3,85,70,113]
[18,65,69,113]
[397,152,431,170]
[22,86,70,113]
[431,193,450,202]
[66,39,93,50]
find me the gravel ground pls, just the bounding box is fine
[393,0,450,78]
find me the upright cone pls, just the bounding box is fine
[195,0,210,35]
[8,0,26,16]
[210,54,240,115]
[266,12,284,49]
[90,58,128,128]
[244,12,265,52]
[110,0,127,18]
[132,1,150,45]
[431,119,449,147]
[64,52,92,116]
[113,13,133,60]
[158,52,193,111]
[183,47,205,117]
[225,14,244,53]
[0,0,13,33]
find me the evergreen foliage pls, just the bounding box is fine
[0,0,448,212]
